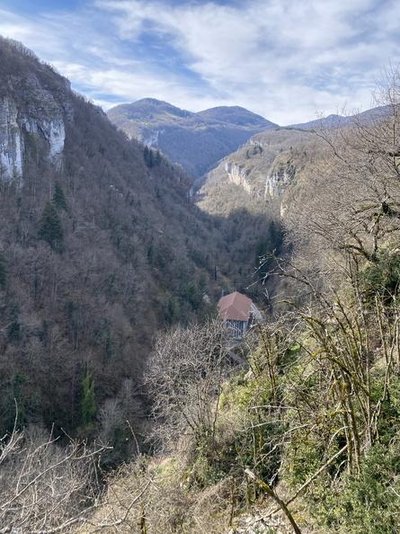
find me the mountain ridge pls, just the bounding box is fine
[0,37,225,439]
[288,105,390,130]
[199,101,392,220]
[107,98,278,177]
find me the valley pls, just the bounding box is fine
[107,98,277,179]
[0,36,281,455]
[1,35,400,534]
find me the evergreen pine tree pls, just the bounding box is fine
[7,305,21,342]
[38,202,64,252]
[0,253,6,290]
[143,145,149,165]
[53,183,68,211]
[154,149,161,166]
[144,146,154,167]
[81,369,96,426]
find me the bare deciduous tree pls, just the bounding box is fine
[146,319,231,451]
[0,422,104,533]
[285,66,400,287]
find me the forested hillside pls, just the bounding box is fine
[2,35,400,534]
[0,37,281,453]
[107,98,277,178]
[77,71,400,533]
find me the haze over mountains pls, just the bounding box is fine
[107,98,277,178]
[108,97,390,185]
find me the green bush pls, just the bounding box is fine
[360,250,400,304]
[312,443,400,533]
[197,369,285,492]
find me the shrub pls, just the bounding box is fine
[360,250,400,305]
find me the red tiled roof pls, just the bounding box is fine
[218,291,252,322]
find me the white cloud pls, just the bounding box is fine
[95,0,397,122]
[0,0,399,124]
[51,60,225,113]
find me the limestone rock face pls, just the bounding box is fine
[0,107,66,182]
[38,118,65,161]
[264,162,296,199]
[0,46,72,184]
[0,94,67,183]
[200,128,323,220]
[141,129,161,147]
[225,161,252,194]
[0,97,23,181]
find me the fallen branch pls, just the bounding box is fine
[264,442,348,521]
[245,468,301,534]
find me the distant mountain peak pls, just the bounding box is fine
[197,105,277,128]
[135,97,168,105]
[200,105,260,114]
[111,98,194,120]
[108,99,278,177]
[288,106,390,131]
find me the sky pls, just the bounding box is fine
[0,0,399,124]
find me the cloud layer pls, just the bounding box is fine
[0,0,399,124]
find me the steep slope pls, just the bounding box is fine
[83,78,400,534]
[198,127,325,220]
[0,38,277,446]
[200,103,391,224]
[196,128,330,298]
[199,101,398,309]
[107,98,278,178]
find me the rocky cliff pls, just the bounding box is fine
[0,97,24,181]
[0,96,66,181]
[224,161,252,194]
[199,128,325,219]
[0,41,73,182]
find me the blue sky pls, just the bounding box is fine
[0,0,399,124]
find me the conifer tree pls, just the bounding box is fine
[144,146,154,167]
[81,370,96,427]
[0,253,6,289]
[154,149,161,166]
[38,202,64,252]
[52,183,67,211]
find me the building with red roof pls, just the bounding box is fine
[218,291,262,339]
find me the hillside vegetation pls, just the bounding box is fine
[0,37,281,461]
[108,98,277,178]
[70,70,400,533]
[2,37,400,534]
